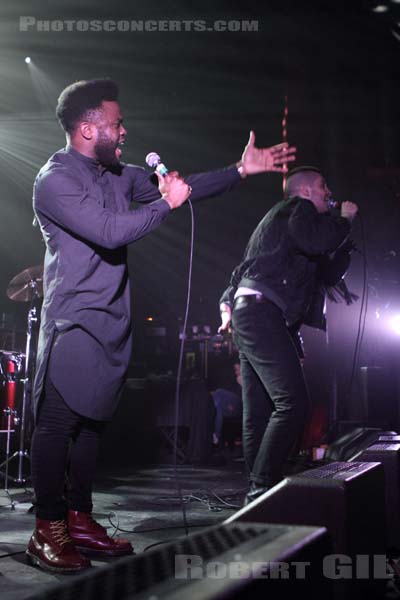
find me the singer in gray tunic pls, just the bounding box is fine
[33,145,241,421]
[27,78,296,575]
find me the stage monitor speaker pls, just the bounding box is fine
[379,435,400,442]
[360,366,399,430]
[324,427,384,461]
[225,461,385,555]
[24,522,332,600]
[225,462,387,599]
[351,442,400,550]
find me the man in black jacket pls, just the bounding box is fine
[219,167,358,504]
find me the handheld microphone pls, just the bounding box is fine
[145,152,169,176]
[328,198,340,209]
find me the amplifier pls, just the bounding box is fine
[24,522,332,600]
[225,461,385,555]
[225,461,387,599]
[352,442,400,550]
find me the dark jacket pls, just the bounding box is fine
[221,196,352,329]
[33,145,241,420]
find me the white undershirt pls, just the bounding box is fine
[234,286,263,299]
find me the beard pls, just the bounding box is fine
[94,129,119,167]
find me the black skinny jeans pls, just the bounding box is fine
[232,298,309,488]
[31,372,106,520]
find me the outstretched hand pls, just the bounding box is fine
[240,130,296,176]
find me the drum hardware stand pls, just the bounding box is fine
[0,408,19,509]
[0,277,41,493]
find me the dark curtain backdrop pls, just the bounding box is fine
[0,0,399,422]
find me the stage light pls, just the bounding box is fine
[389,315,400,335]
[25,57,31,64]
[372,4,389,11]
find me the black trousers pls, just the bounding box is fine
[232,298,310,488]
[31,372,106,520]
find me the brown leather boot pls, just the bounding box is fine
[68,510,134,557]
[26,518,91,573]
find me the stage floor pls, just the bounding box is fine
[3,452,398,599]
[0,455,248,599]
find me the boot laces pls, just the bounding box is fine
[50,520,72,546]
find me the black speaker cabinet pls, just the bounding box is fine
[360,366,399,430]
[379,435,400,442]
[352,442,400,550]
[225,461,385,555]
[24,522,332,600]
[225,462,387,598]
[324,427,384,461]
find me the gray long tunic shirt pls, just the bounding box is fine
[33,145,240,420]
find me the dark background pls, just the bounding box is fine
[0,0,399,427]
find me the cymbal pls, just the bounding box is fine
[6,265,44,302]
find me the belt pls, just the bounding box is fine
[233,294,271,309]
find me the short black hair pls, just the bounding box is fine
[287,165,321,179]
[56,79,119,134]
[285,165,322,198]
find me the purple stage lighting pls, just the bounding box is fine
[389,315,400,335]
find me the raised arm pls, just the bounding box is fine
[129,162,242,204]
[128,130,296,204]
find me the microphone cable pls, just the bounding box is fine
[145,153,197,535]
[172,197,195,537]
[346,212,368,405]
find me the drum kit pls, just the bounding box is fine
[0,265,42,505]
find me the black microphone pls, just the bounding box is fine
[145,152,169,176]
[328,198,341,209]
